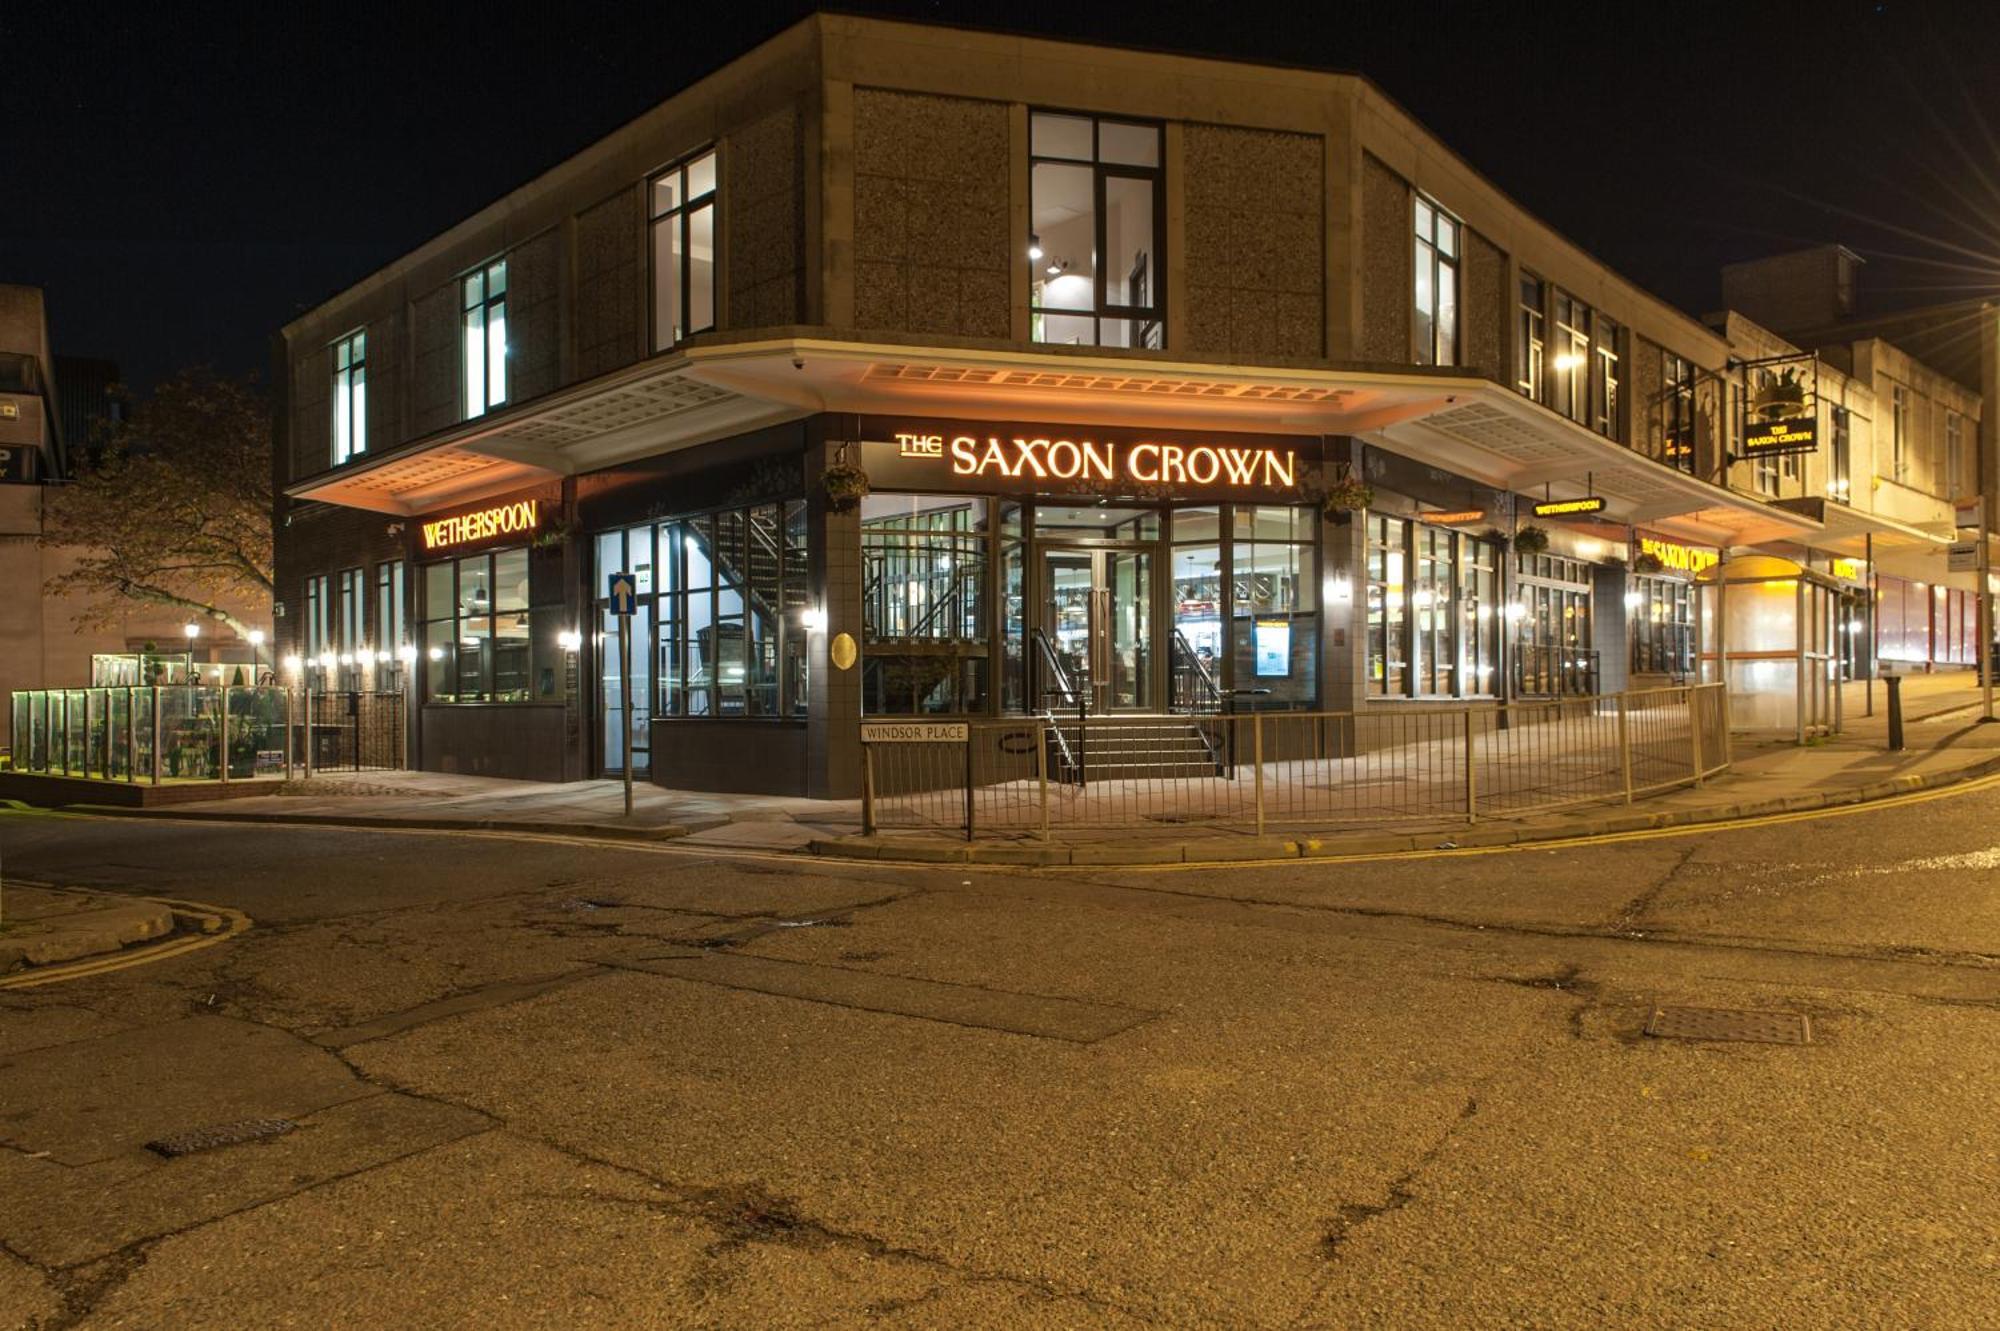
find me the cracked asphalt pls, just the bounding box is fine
[0,784,1996,1329]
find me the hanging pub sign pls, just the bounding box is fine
[1636,535,1718,576]
[1741,357,1819,457]
[1531,495,1606,518]
[858,417,1316,501]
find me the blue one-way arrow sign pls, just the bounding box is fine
[608,572,636,616]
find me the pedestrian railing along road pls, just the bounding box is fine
[861,683,1730,838]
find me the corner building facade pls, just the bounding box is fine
[274,15,1855,797]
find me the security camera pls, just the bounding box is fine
[792,355,806,371]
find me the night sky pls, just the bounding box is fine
[8,1,1998,394]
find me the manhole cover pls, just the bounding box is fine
[145,1117,298,1158]
[1644,1007,1811,1045]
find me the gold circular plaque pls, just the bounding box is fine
[830,632,858,671]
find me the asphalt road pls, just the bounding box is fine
[0,785,1996,1329]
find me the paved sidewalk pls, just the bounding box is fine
[52,671,2000,864]
[0,884,176,973]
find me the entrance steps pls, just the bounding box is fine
[1048,714,1222,780]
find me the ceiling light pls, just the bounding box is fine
[1046,258,1068,277]
[1027,233,1043,261]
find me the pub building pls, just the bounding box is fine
[271,15,1858,798]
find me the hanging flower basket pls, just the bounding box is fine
[531,517,574,550]
[1318,473,1373,523]
[822,459,871,512]
[1632,551,1665,575]
[1512,524,1550,555]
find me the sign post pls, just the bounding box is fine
[608,572,637,816]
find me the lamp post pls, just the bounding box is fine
[248,628,266,684]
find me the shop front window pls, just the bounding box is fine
[1631,576,1694,678]
[1231,505,1317,706]
[1369,516,1498,699]
[860,495,989,714]
[1171,507,1224,708]
[423,545,558,703]
[1513,554,1595,695]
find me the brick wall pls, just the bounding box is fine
[272,504,405,663]
[851,88,1010,338]
[727,105,805,329]
[365,309,403,459]
[1359,153,1409,363]
[1631,334,1663,458]
[290,342,330,481]
[1183,124,1323,359]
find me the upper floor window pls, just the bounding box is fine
[1890,383,1910,482]
[1828,405,1852,503]
[1029,112,1163,349]
[1660,352,1696,474]
[1551,290,1590,423]
[1413,198,1459,366]
[1945,410,1964,499]
[650,149,717,350]
[462,259,507,419]
[331,331,366,465]
[1590,315,1621,439]
[1517,275,1545,400]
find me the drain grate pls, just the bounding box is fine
[1644,1007,1811,1045]
[145,1117,298,1158]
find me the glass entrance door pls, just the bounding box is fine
[1039,546,1153,711]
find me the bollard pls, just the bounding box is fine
[1885,674,1904,752]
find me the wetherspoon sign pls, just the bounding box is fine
[420,499,541,552]
[1530,496,1606,518]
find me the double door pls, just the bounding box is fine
[1041,546,1152,711]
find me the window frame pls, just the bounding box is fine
[1829,404,1852,503]
[1659,352,1696,474]
[647,147,719,352]
[1517,274,1546,401]
[1590,315,1621,439]
[1028,111,1167,351]
[1890,382,1911,483]
[461,258,508,420]
[1412,196,1461,367]
[330,329,366,466]
[1551,290,1591,423]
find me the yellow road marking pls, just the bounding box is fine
[0,892,252,990]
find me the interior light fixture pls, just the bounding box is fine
[1046,257,1068,277]
[427,646,445,662]
[1027,233,1044,261]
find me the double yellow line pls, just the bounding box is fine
[0,892,251,990]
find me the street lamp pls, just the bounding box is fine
[248,628,266,683]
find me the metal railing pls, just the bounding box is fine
[7,686,408,784]
[1168,630,1221,714]
[860,683,1730,838]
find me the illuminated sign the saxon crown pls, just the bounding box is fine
[420,499,541,551]
[893,430,1297,489]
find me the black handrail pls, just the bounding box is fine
[1031,628,1087,786]
[1168,629,1222,715]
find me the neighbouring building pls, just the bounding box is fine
[268,15,1989,795]
[1,286,269,737]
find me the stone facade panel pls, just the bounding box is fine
[1182,124,1322,358]
[1461,227,1504,379]
[509,229,562,403]
[725,105,803,329]
[410,282,460,437]
[574,188,642,381]
[851,88,1009,336]
[1359,153,1409,363]
[290,342,330,482]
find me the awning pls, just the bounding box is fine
[286,337,1820,548]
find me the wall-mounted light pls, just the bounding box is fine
[1624,591,1643,610]
[318,652,337,671]
[338,653,354,666]
[396,644,417,663]
[557,629,583,652]
[375,650,393,666]
[1027,233,1044,261]
[801,607,828,634]
[282,655,302,674]
[1327,575,1354,605]
[427,646,445,662]
[1505,602,1527,622]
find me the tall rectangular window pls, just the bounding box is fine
[330,330,366,465]
[1368,517,1498,698]
[1517,275,1545,400]
[1945,410,1964,499]
[423,546,554,703]
[1891,383,1910,482]
[1413,198,1460,366]
[304,574,330,661]
[1660,352,1696,473]
[1552,291,1590,423]
[337,566,365,689]
[1829,405,1852,502]
[374,560,406,688]
[649,149,717,350]
[462,259,507,418]
[1030,112,1164,349]
[1590,315,1621,438]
